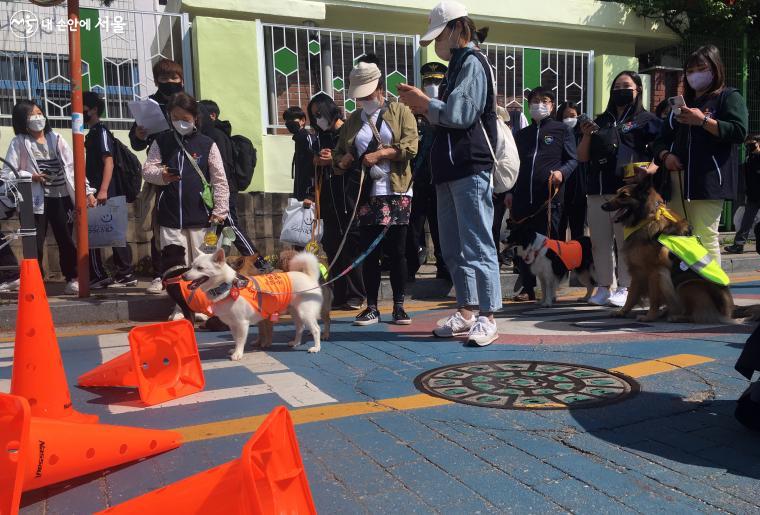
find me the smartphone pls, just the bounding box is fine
[578,113,599,131]
[668,95,686,115]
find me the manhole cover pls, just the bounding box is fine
[414,361,639,409]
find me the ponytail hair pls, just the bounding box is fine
[447,17,489,45]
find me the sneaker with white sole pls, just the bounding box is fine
[0,278,20,292]
[63,279,79,295]
[146,277,164,295]
[467,316,498,347]
[111,274,138,287]
[588,287,610,306]
[433,312,476,338]
[354,306,380,326]
[607,287,628,308]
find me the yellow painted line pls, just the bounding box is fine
[177,393,451,442]
[611,353,715,378]
[173,353,714,443]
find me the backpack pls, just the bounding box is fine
[107,129,143,203]
[230,134,257,191]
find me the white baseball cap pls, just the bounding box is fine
[420,1,468,47]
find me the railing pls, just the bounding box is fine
[0,1,193,130]
[259,22,418,132]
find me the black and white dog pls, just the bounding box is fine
[506,226,596,306]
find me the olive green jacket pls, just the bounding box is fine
[333,101,418,193]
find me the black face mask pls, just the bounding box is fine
[285,120,302,135]
[83,111,92,124]
[157,81,183,98]
[611,89,635,107]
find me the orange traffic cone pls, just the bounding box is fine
[97,407,316,515]
[11,259,97,423]
[0,392,182,512]
[77,320,205,406]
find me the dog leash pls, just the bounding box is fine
[510,180,560,227]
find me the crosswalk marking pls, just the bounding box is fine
[107,384,273,414]
[0,378,9,393]
[258,371,337,407]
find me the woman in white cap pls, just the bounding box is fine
[398,1,501,347]
[334,54,418,326]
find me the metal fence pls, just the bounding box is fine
[481,43,594,115]
[0,1,192,130]
[259,22,418,132]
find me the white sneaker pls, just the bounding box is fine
[607,287,628,308]
[467,316,498,347]
[588,287,611,306]
[0,278,20,292]
[169,305,185,321]
[146,277,164,295]
[63,279,79,295]
[433,312,476,338]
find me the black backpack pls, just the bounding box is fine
[107,129,143,203]
[230,134,257,191]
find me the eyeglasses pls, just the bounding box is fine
[529,98,552,105]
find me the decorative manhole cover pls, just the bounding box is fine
[414,361,639,409]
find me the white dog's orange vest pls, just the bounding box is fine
[178,273,294,320]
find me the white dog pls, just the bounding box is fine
[183,249,324,359]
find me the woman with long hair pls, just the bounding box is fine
[652,45,749,266]
[577,71,662,307]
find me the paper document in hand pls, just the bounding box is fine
[128,99,170,135]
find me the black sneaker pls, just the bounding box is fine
[392,305,412,325]
[90,276,113,289]
[354,306,380,326]
[724,244,744,254]
[111,274,138,287]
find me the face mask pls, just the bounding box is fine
[359,98,383,116]
[27,115,46,132]
[563,117,577,129]
[687,70,714,92]
[157,81,183,98]
[612,89,635,107]
[83,111,93,124]
[423,84,439,99]
[172,119,195,136]
[529,103,550,121]
[315,116,331,132]
[434,27,459,61]
[285,120,301,135]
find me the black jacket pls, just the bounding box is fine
[511,118,577,218]
[744,153,760,202]
[653,88,748,201]
[128,92,171,153]
[430,48,497,185]
[154,131,215,229]
[292,128,316,201]
[586,109,661,196]
[199,113,236,193]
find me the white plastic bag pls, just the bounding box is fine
[280,198,323,247]
[87,195,128,248]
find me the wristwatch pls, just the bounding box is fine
[701,115,709,127]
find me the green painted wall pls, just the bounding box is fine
[192,16,267,191]
[80,8,104,101]
[593,54,639,116]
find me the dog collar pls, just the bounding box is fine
[524,234,547,265]
[161,265,188,286]
[207,281,233,301]
[623,203,679,240]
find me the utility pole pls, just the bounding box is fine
[67,0,90,297]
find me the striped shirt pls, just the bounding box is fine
[30,140,67,198]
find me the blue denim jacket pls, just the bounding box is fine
[428,42,487,130]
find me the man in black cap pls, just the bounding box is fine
[406,62,450,282]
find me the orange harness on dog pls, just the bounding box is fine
[544,239,583,270]
[174,273,293,321]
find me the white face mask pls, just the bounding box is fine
[434,27,459,62]
[687,70,714,92]
[27,115,46,132]
[563,117,578,129]
[529,103,550,122]
[315,116,331,132]
[359,98,383,116]
[172,119,195,136]
[423,84,439,99]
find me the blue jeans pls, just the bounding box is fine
[436,170,502,313]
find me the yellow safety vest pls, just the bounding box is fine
[657,235,730,286]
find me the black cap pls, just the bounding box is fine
[421,62,447,80]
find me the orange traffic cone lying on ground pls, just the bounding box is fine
[77,320,205,406]
[97,406,316,515]
[0,392,182,514]
[11,259,97,423]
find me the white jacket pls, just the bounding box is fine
[1,132,94,214]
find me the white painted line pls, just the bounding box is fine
[97,333,130,363]
[107,384,273,414]
[0,378,9,393]
[258,372,337,407]
[0,348,13,360]
[203,352,288,373]
[0,360,11,368]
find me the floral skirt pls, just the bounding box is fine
[358,195,412,227]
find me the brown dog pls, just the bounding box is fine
[601,181,733,324]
